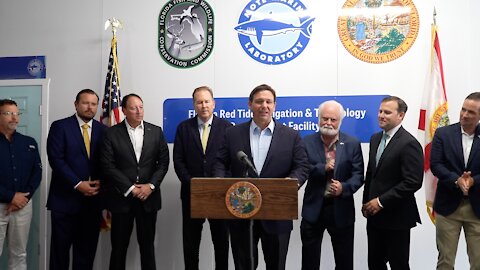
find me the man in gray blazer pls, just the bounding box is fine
[100,93,169,270]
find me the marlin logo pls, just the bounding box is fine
[234,16,315,44]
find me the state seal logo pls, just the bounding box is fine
[338,0,419,64]
[429,103,449,140]
[226,181,262,219]
[27,58,45,76]
[158,0,214,68]
[235,0,315,65]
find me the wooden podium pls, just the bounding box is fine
[190,178,298,220]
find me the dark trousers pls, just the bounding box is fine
[182,202,229,270]
[367,223,411,270]
[229,220,290,270]
[49,209,102,270]
[109,202,158,270]
[300,204,354,270]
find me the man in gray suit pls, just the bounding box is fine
[100,93,169,270]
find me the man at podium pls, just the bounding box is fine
[214,84,309,270]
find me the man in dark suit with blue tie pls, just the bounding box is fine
[174,86,232,270]
[300,100,364,270]
[362,96,423,270]
[431,92,480,269]
[100,93,169,270]
[214,84,309,270]
[47,89,106,270]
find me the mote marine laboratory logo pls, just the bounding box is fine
[337,0,419,64]
[158,0,214,68]
[235,0,315,65]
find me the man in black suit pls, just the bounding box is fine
[100,93,169,270]
[362,96,423,270]
[431,92,480,269]
[47,89,106,270]
[173,86,231,270]
[214,84,309,270]
[300,100,364,270]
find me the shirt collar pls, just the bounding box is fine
[461,126,475,138]
[384,123,401,138]
[75,114,93,128]
[250,119,275,134]
[321,134,339,150]
[125,119,144,130]
[197,116,213,127]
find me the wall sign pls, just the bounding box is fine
[235,0,315,65]
[163,95,388,143]
[158,0,214,68]
[338,0,419,63]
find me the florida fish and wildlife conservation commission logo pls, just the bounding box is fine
[235,0,315,65]
[158,0,214,68]
[226,181,262,219]
[338,0,419,64]
[27,58,45,77]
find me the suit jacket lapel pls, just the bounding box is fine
[261,121,279,172]
[371,131,382,176]
[90,121,102,158]
[242,121,253,158]
[451,125,465,168]
[69,115,89,158]
[467,125,480,169]
[190,117,203,154]
[334,133,344,179]
[139,123,153,164]
[120,121,138,164]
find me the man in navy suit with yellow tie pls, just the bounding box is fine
[300,100,364,270]
[47,89,106,270]
[431,92,480,269]
[174,86,232,270]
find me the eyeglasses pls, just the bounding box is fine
[0,111,22,116]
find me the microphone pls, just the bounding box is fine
[236,151,259,177]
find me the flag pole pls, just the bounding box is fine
[100,18,124,231]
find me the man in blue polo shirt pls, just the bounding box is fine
[0,99,42,270]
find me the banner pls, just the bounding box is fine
[163,95,387,143]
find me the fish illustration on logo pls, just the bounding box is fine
[234,15,315,44]
[236,0,315,65]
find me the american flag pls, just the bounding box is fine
[100,36,123,231]
[101,36,124,126]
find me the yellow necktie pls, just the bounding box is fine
[201,123,209,153]
[82,124,90,157]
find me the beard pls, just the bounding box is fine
[320,125,339,136]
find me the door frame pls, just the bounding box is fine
[0,79,50,270]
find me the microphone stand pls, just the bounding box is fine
[242,164,255,270]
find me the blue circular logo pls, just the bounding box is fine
[235,0,314,65]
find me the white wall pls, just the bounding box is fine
[1,0,479,269]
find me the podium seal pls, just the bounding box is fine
[226,181,262,218]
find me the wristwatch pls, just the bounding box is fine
[149,183,155,190]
